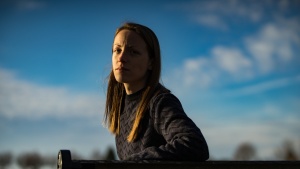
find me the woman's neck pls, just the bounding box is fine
[123,82,146,95]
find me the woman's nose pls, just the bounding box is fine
[118,50,128,62]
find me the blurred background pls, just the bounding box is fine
[1,0,300,168]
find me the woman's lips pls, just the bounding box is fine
[116,67,129,71]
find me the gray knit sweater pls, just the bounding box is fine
[115,84,209,161]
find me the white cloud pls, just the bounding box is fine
[16,0,46,11]
[167,1,299,88]
[0,68,104,119]
[194,15,228,31]
[245,23,299,73]
[183,58,215,87]
[170,0,300,33]
[205,124,273,159]
[205,119,300,159]
[224,76,300,96]
[212,46,253,78]
[197,99,300,159]
[167,46,255,89]
[166,19,299,92]
[278,0,290,11]
[176,57,219,88]
[170,0,266,30]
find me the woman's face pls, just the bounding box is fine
[112,29,152,93]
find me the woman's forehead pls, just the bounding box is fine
[114,30,145,47]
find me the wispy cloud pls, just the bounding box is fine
[194,14,228,31]
[245,21,300,74]
[0,68,104,119]
[205,118,300,159]
[16,0,46,11]
[212,46,253,78]
[165,19,300,93]
[224,76,300,97]
[195,99,300,159]
[169,0,267,30]
[167,46,254,89]
[170,0,300,31]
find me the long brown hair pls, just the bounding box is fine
[104,22,161,142]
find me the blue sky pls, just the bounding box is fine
[1,0,300,162]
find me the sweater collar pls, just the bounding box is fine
[125,87,145,101]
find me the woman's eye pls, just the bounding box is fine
[113,48,121,54]
[130,49,139,55]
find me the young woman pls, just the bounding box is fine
[104,22,209,161]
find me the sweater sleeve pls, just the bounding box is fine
[126,93,209,161]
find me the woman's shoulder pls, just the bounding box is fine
[152,83,171,99]
[150,83,182,109]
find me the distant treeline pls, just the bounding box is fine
[0,140,299,169]
[0,146,116,169]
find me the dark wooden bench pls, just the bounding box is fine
[57,150,300,169]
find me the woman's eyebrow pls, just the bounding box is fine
[113,43,122,47]
[114,43,136,48]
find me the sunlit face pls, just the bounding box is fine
[112,30,152,93]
